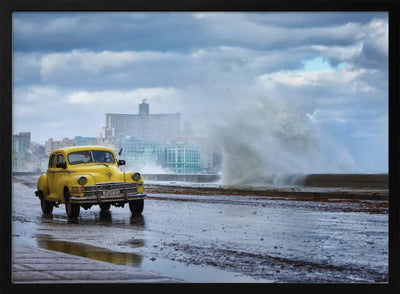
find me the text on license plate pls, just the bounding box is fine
[102,189,121,196]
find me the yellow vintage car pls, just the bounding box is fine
[35,145,146,219]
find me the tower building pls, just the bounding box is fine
[105,100,180,142]
[139,99,149,115]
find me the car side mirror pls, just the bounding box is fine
[56,162,67,169]
[118,159,126,166]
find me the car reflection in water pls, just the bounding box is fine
[36,210,146,267]
[36,235,144,267]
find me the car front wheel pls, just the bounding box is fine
[40,198,53,214]
[64,188,80,219]
[129,199,144,215]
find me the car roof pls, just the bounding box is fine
[52,145,115,154]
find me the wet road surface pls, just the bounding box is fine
[13,246,182,283]
[12,175,388,283]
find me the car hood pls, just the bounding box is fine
[72,164,125,184]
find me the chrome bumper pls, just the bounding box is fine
[69,182,146,204]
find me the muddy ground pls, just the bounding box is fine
[145,184,388,214]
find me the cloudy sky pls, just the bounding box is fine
[12,12,388,175]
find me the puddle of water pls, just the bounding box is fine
[35,235,272,283]
[139,257,274,283]
[36,236,143,266]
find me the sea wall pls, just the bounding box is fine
[13,172,388,189]
[302,174,388,189]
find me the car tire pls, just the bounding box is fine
[64,188,80,219]
[40,198,53,214]
[129,199,144,215]
[99,203,111,211]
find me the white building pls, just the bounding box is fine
[105,100,180,142]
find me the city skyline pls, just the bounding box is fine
[14,99,188,147]
[12,12,388,173]
[12,124,219,175]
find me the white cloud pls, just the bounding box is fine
[13,86,64,121]
[13,104,37,117]
[40,50,179,78]
[194,13,370,49]
[310,42,363,61]
[66,87,179,108]
[258,65,377,93]
[366,18,388,56]
[67,91,97,104]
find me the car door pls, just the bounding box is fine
[46,153,57,199]
[47,152,67,201]
[53,153,68,201]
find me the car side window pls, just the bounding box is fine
[57,154,66,165]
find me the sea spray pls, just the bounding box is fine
[209,95,360,186]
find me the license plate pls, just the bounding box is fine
[102,189,121,196]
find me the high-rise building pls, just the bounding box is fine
[102,100,220,174]
[161,142,201,173]
[139,99,149,115]
[12,133,29,171]
[74,136,97,146]
[12,135,25,154]
[105,100,180,142]
[19,132,31,149]
[12,132,30,153]
[45,137,76,156]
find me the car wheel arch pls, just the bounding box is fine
[62,186,70,203]
[37,174,49,196]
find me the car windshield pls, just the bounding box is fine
[68,150,115,165]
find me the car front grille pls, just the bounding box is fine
[83,182,138,196]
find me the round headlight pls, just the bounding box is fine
[132,172,141,181]
[78,176,87,185]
